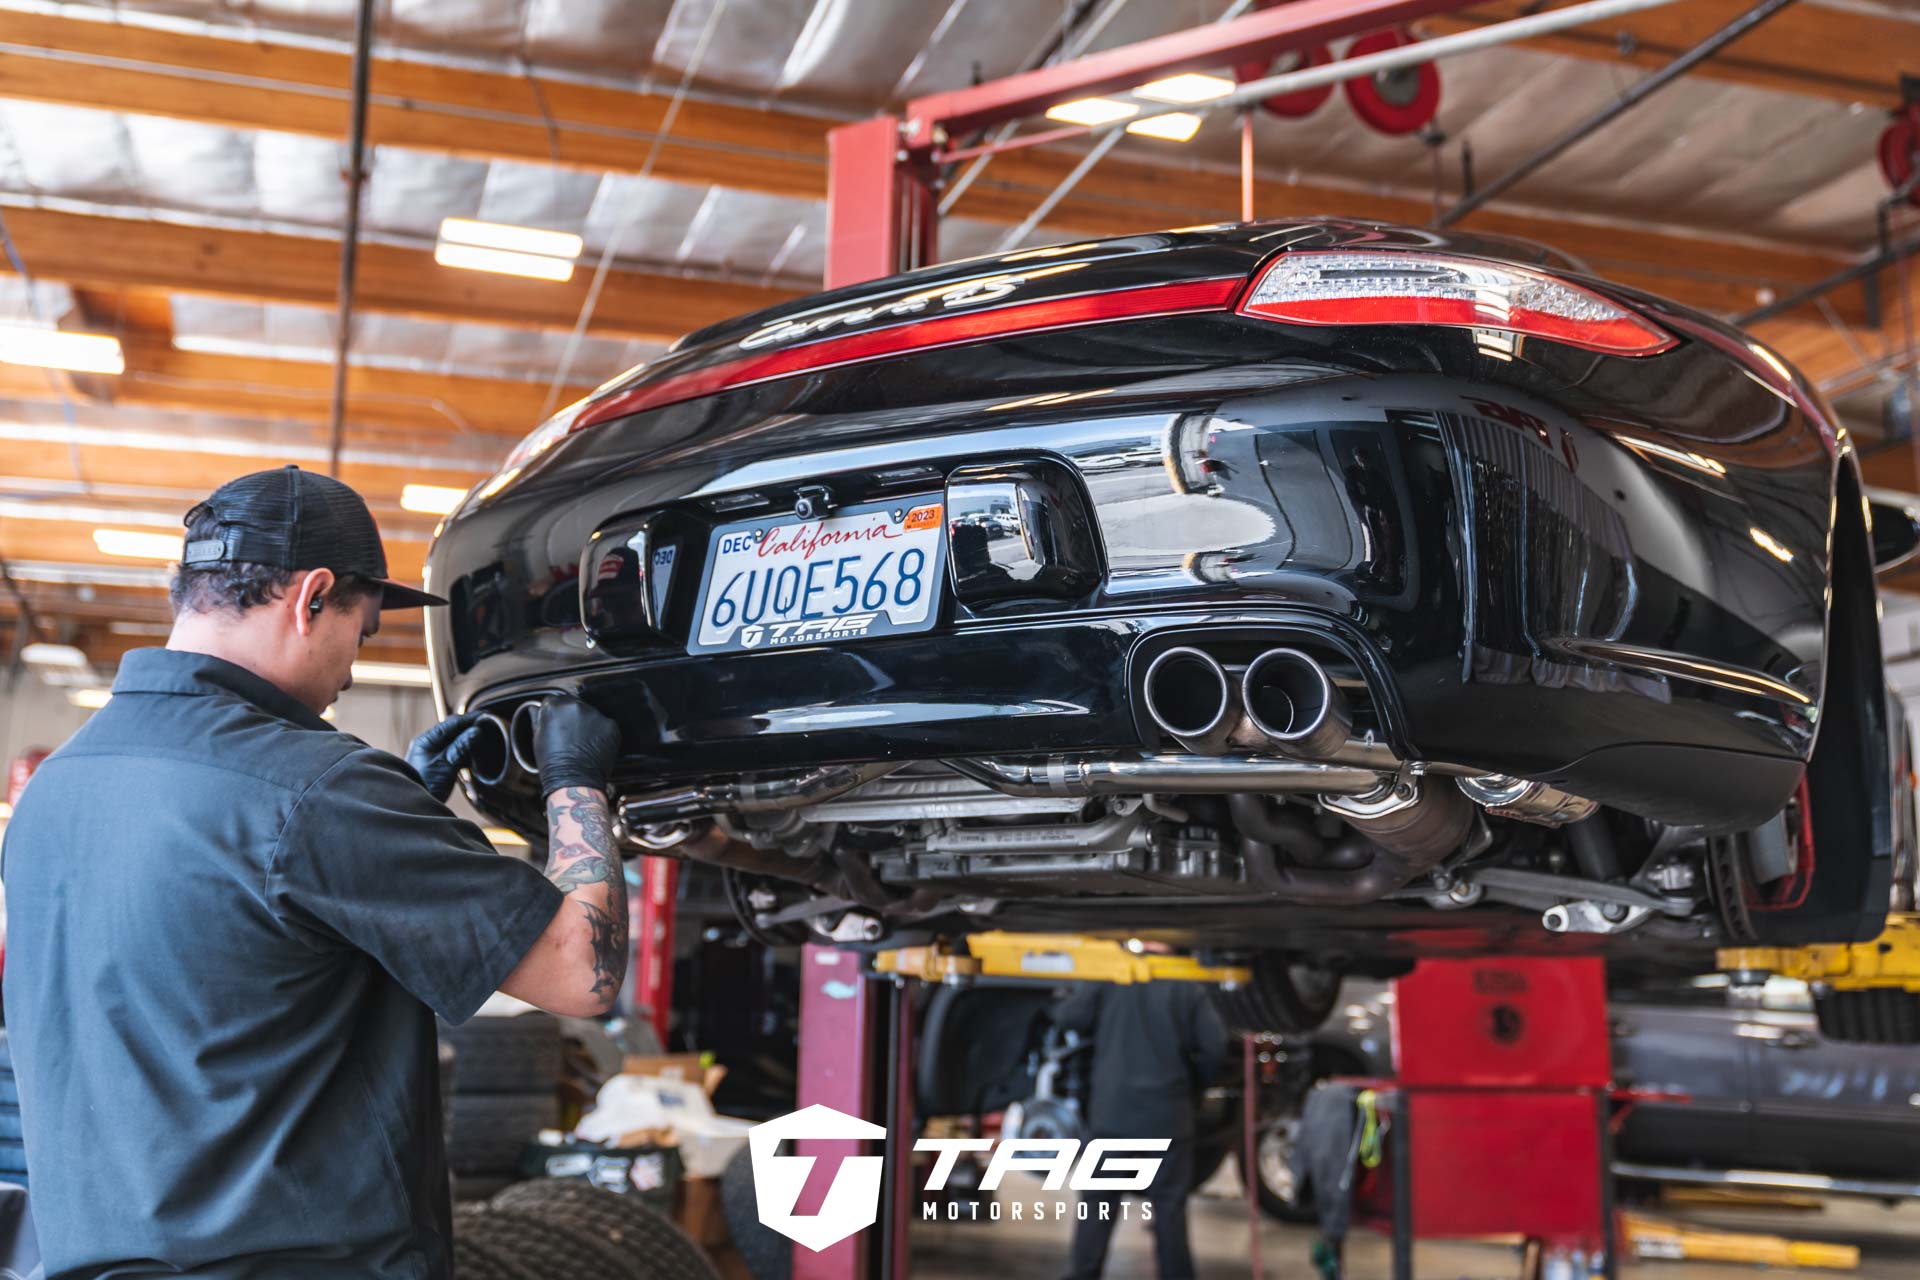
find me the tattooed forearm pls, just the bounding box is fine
[577,899,627,1000]
[545,786,616,883]
[543,785,629,1004]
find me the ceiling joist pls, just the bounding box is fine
[0,340,582,443]
[0,205,796,341]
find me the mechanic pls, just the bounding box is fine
[1,466,627,1279]
[1054,968,1229,1280]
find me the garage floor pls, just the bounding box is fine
[913,1176,1920,1278]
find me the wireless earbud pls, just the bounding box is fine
[308,596,325,617]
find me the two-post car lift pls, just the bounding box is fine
[779,4,1643,1276]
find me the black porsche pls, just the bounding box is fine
[425,219,1906,971]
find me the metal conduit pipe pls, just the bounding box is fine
[325,0,376,477]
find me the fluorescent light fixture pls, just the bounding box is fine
[1135,73,1234,104]
[21,642,88,668]
[483,827,530,847]
[440,218,583,260]
[0,801,11,821]
[68,688,113,709]
[1127,112,1203,141]
[349,661,434,687]
[0,324,125,375]
[433,242,575,283]
[400,483,468,515]
[1045,97,1138,126]
[93,528,182,561]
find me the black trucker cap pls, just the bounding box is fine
[179,465,447,610]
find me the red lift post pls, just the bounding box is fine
[799,4,1615,1277]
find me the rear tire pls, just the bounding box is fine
[1236,1110,1315,1223]
[1218,954,1341,1034]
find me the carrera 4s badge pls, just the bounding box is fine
[736,263,1088,351]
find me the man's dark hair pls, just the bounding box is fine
[169,507,379,617]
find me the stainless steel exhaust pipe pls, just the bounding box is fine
[620,762,899,825]
[1141,647,1242,755]
[508,700,542,776]
[1240,648,1353,761]
[467,712,512,786]
[946,754,1390,798]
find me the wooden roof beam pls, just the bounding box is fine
[0,206,797,341]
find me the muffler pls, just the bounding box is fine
[466,712,512,786]
[1240,648,1352,761]
[1141,647,1242,755]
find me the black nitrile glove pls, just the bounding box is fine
[535,695,621,797]
[405,712,481,802]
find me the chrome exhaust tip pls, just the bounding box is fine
[1241,648,1353,761]
[468,712,512,786]
[1141,646,1240,756]
[509,700,542,777]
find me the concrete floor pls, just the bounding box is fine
[912,1175,1920,1279]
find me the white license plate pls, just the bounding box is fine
[691,498,946,654]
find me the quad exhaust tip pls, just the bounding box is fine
[509,701,543,777]
[1141,646,1238,755]
[467,712,512,786]
[1143,644,1357,761]
[1240,647,1352,762]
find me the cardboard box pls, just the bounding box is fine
[621,1053,728,1096]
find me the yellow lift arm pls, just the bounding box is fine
[873,931,1252,986]
[1717,912,1920,991]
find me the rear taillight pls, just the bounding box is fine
[1238,250,1675,356]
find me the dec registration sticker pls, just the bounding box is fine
[691,498,946,654]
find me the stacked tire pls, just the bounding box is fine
[455,1180,718,1280]
[440,1014,563,1199]
[0,1033,22,1189]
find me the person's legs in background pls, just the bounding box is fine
[1144,1139,1196,1280]
[1066,1188,1123,1280]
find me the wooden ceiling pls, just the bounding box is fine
[1,1,1916,671]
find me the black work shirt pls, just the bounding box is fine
[0,648,563,1279]
[1054,982,1228,1140]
